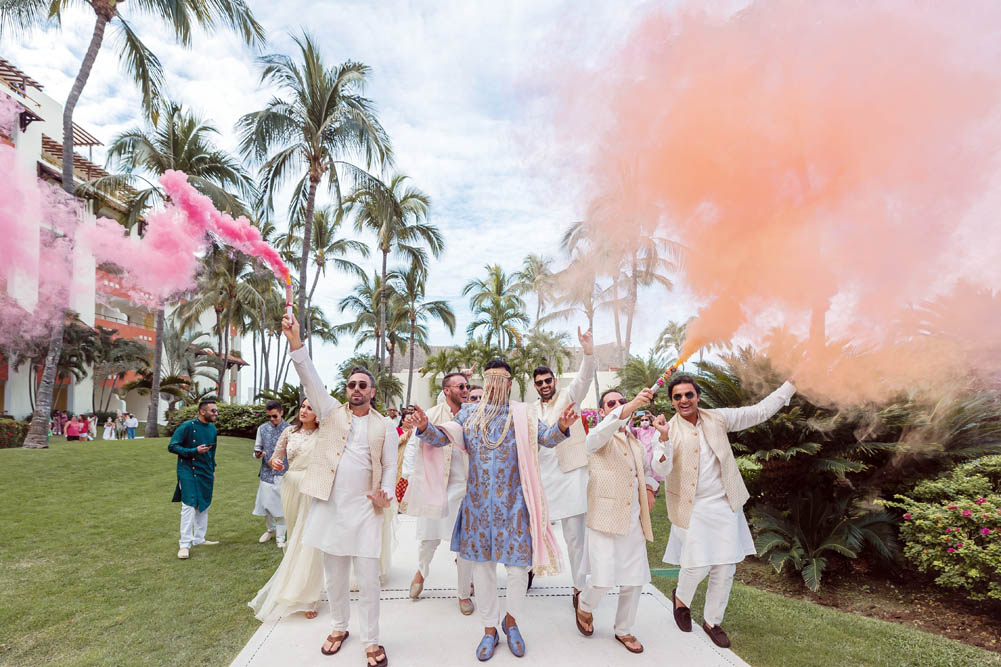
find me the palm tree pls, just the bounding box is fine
[522,329,573,376]
[238,32,392,335]
[655,319,691,363]
[4,1,263,449]
[463,264,529,351]
[394,264,456,404]
[348,173,441,369]
[90,326,152,413]
[337,272,398,358]
[335,354,403,408]
[420,347,464,395]
[89,99,255,436]
[514,254,554,327]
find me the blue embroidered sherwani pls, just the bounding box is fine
[417,402,567,567]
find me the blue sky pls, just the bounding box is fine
[4,0,699,387]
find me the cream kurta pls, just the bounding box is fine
[584,406,658,587]
[653,382,795,569]
[402,402,468,541]
[536,354,595,520]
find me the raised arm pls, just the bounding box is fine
[586,405,626,454]
[650,414,674,478]
[405,404,454,448]
[539,401,578,448]
[716,381,797,432]
[566,326,596,406]
[283,314,339,421]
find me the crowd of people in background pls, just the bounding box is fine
[49,410,139,440]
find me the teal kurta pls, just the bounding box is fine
[169,419,218,512]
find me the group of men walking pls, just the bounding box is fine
[167,312,796,665]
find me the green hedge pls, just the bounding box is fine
[885,456,1001,604]
[166,403,268,440]
[0,417,28,448]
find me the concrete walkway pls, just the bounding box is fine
[233,516,749,667]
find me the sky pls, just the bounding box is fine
[2,0,699,392]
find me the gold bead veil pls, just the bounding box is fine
[465,367,513,449]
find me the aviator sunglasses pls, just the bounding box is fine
[672,391,697,401]
[604,398,628,408]
[534,377,554,387]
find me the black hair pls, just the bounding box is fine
[599,388,624,409]
[469,384,482,391]
[484,359,511,374]
[198,398,218,411]
[347,366,376,386]
[442,372,466,388]
[532,366,554,380]
[667,374,702,398]
[265,399,283,412]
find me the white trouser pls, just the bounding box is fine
[324,554,381,647]
[265,513,287,543]
[470,560,529,628]
[179,503,208,548]
[676,563,737,627]
[579,584,642,637]
[560,514,587,590]
[418,539,474,598]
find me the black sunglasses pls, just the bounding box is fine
[469,395,481,401]
[268,413,282,420]
[207,408,219,413]
[448,383,469,391]
[534,377,554,387]
[347,381,369,390]
[672,391,696,401]
[604,398,627,408]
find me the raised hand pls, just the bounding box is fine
[557,401,579,432]
[459,366,476,380]
[367,489,392,509]
[631,388,654,411]
[404,405,429,432]
[578,326,594,356]
[653,414,670,437]
[281,313,303,350]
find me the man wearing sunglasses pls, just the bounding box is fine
[401,372,474,615]
[169,399,220,560]
[468,385,483,403]
[531,325,596,609]
[277,314,398,667]
[651,373,796,649]
[252,400,291,548]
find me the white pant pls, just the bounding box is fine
[470,560,529,628]
[324,554,381,647]
[579,584,642,636]
[559,514,588,590]
[676,563,737,626]
[265,513,287,543]
[179,503,208,548]
[418,539,474,598]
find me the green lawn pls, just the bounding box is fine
[644,499,1001,667]
[2,439,999,666]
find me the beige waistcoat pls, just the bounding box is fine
[425,401,464,487]
[299,403,388,513]
[663,409,749,529]
[537,388,587,473]
[586,430,653,541]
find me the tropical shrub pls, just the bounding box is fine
[0,417,28,448]
[255,383,302,421]
[885,456,1001,603]
[752,488,900,592]
[166,403,269,439]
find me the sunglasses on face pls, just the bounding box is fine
[207,408,219,413]
[534,377,554,387]
[268,414,282,420]
[469,395,481,402]
[672,391,696,401]
[448,383,469,391]
[347,381,369,390]
[604,398,627,408]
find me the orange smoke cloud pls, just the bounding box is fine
[562,0,1001,402]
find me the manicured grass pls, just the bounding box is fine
[0,436,282,666]
[645,499,1001,667]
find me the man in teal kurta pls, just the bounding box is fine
[169,399,219,559]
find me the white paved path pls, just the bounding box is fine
[233,516,748,667]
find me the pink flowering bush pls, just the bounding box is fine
[885,455,1001,603]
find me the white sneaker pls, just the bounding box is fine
[198,540,220,546]
[177,547,190,559]
[258,530,274,543]
[276,539,286,549]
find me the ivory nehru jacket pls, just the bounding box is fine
[586,428,654,540]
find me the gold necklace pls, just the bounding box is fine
[480,411,513,450]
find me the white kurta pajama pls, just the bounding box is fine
[653,382,795,627]
[579,407,659,637]
[291,346,399,649]
[536,353,595,591]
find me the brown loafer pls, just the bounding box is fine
[703,623,730,648]
[672,589,691,632]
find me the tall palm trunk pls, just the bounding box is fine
[307,263,323,357]
[220,308,233,403]
[24,324,64,448]
[623,265,639,361]
[145,308,164,436]
[405,318,417,404]
[379,247,389,370]
[261,303,270,391]
[251,329,258,399]
[298,175,320,345]
[611,281,624,365]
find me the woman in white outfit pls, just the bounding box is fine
[249,398,325,621]
[102,418,116,440]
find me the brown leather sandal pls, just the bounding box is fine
[575,607,594,637]
[365,644,388,667]
[321,631,348,656]
[615,634,644,654]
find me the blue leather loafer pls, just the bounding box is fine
[476,633,499,661]
[502,621,526,657]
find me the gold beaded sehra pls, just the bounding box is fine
[465,368,513,450]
